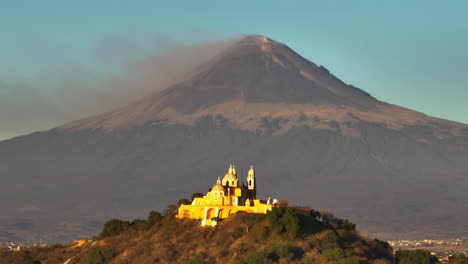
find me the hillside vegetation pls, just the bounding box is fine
[3,204,465,264]
[1,205,396,264]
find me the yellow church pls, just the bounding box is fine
[176,164,276,226]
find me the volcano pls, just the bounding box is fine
[1,35,468,242]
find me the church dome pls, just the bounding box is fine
[211,183,225,192]
[222,164,239,187]
[223,172,237,182]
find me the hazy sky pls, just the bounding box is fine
[1,0,467,140]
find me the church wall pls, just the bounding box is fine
[176,201,273,221]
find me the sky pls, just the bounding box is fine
[1,0,467,140]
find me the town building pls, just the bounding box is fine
[176,164,276,226]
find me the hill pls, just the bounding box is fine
[1,35,468,242]
[0,208,396,264]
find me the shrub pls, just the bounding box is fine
[87,248,114,264]
[237,251,276,264]
[368,239,393,260]
[395,250,438,264]
[321,248,359,264]
[249,224,271,242]
[187,254,206,264]
[342,220,356,231]
[309,230,340,251]
[321,248,352,262]
[449,253,468,264]
[269,244,303,260]
[334,258,360,264]
[271,244,293,260]
[372,259,392,264]
[0,251,38,264]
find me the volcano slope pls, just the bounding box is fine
[1,35,467,242]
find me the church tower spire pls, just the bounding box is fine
[247,165,255,190]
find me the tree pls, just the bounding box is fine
[143,210,162,229]
[320,210,335,227]
[282,208,300,237]
[147,210,162,224]
[395,250,438,264]
[177,198,191,206]
[191,192,204,201]
[267,207,286,234]
[99,219,130,239]
[87,248,114,264]
[266,207,300,238]
[164,204,178,215]
[129,219,145,230]
[239,213,259,233]
[310,209,321,220]
[368,239,393,260]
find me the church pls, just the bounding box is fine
[176,164,276,226]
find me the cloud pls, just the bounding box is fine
[0,33,237,140]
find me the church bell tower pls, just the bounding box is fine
[247,165,255,190]
[246,165,256,201]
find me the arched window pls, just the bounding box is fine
[249,180,252,186]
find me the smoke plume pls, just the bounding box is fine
[0,34,237,140]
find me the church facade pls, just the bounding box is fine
[176,164,276,226]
